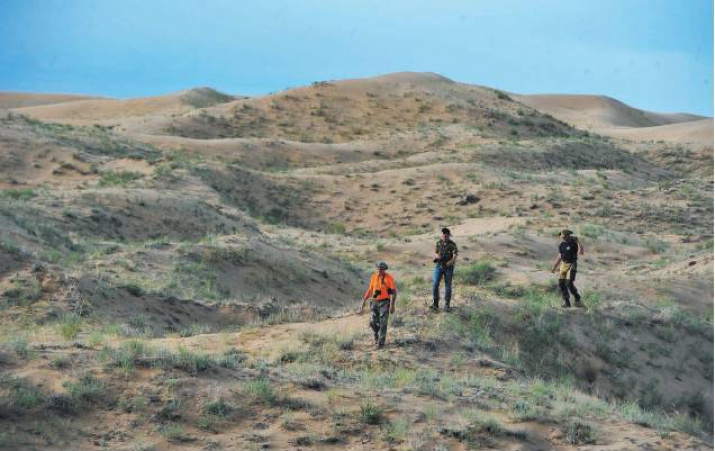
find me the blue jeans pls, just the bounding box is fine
[432,265,454,306]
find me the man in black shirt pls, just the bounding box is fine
[551,229,585,308]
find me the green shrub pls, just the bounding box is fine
[5,378,45,409]
[217,348,246,370]
[360,401,383,425]
[564,421,596,444]
[0,188,36,201]
[50,355,71,369]
[120,282,144,297]
[197,416,213,431]
[326,222,346,234]
[470,412,505,436]
[456,262,497,285]
[580,224,603,239]
[203,398,230,417]
[178,323,215,337]
[441,307,497,350]
[60,315,83,341]
[160,423,189,442]
[644,237,669,254]
[5,278,42,306]
[242,378,277,405]
[98,171,143,187]
[9,335,33,359]
[175,346,212,373]
[382,418,410,443]
[111,339,148,372]
[118,395,148,413]
[63,373,106,406]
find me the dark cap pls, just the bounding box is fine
[376,261,389,270]
[559,229,573,237]
[441,227,451,235]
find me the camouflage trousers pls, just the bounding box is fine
[369,300,391,346]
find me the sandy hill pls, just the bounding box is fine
[34,71,570,141]
[0,72,712,450]
[606,117,713,147]
[11,87,235,125]
[0,91,102,109]
[516,94,705,130]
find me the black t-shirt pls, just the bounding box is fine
[559,238,579,263]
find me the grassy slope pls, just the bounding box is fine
[0,73,712,450]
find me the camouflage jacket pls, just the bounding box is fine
[435,239,458,264]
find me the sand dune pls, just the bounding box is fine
[516,93,705,130]
[604,118,713,147]
[0,72,712,450]
[11,87,234,124]
[0,91,101,109]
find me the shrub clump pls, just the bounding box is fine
[456,262,497,286]
[360,401,384,425]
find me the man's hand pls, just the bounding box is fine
[551,266,557,274]
[390,303,395,314]
[358,301,366,314]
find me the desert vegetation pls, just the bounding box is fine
[0,73,712,450]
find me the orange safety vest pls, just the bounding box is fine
[365,272,396,301]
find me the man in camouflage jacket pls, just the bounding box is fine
[432,227,458,311]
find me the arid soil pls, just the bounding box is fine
[0,73,712,450]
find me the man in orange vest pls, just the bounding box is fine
[359,261,397,349]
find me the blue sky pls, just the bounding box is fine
[1,0,712,115]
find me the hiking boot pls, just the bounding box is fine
[574,299,585,308]
[429,304,439,312]
[444,304,452,312]
[373,333,379,344]
[375,343,384,350]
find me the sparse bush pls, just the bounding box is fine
[456,262,497,285]
[59,315,83,341]
[50,355,70,369]
[109,339,148,372]
[98,170,143,187]
[495,90,512,101]
[337,336,354,350]
[9,335,33,359]
[580,224,603,239]
[441,307,497,350]
[510,399,539,421]
[87,331,105,348]
[469,412,505,436]
[382,418,410,443]
[644,237,669,254]
[203,397,230,417]
[63,373,106,407]
[197,416,213,431]
[564,421,596,444]
[217,348,246,370]
[120,282,144,297]
[174,346,212,373]
[242,378,277,405]
[263,207,288,225]
[160,423,189,442]
[326,222,346,234]
[0,188,36,201]
[178,323,215,337]
[3,378,45,410]
[280,412,303,431]
[118,395,147,414]
[360,401,384,425]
